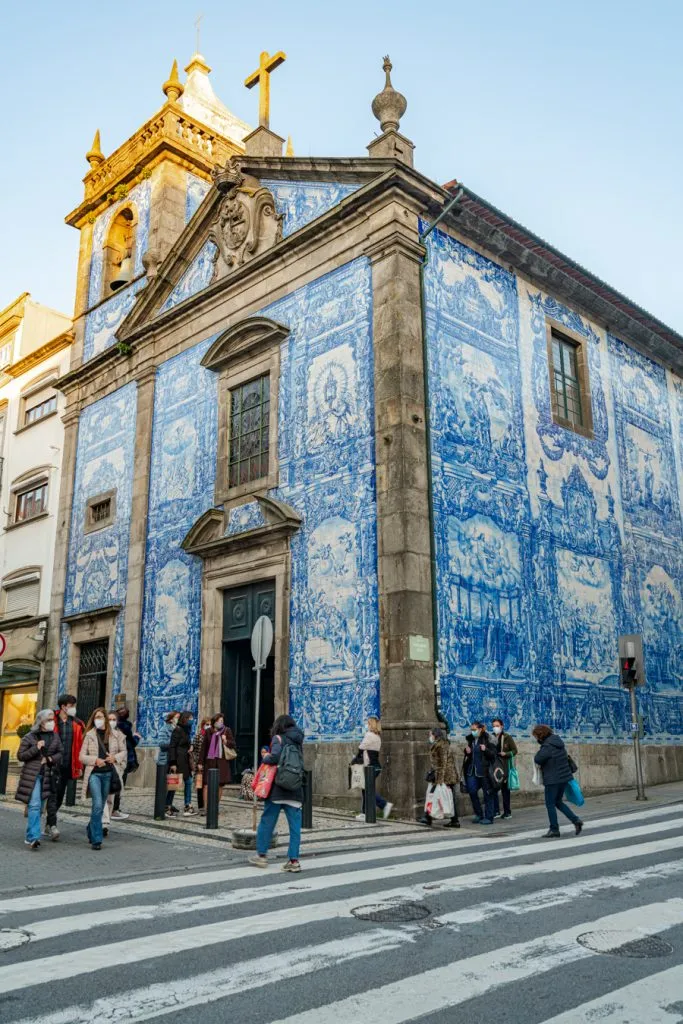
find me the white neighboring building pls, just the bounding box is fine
[0,293,72,756]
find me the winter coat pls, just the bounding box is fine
[430,737,459,786]
[534,733,573,786]
[359,730,381,768]
[156,722,174,767]
[79,727,127,796]
[168,725,192,780]
[15,730,63,805]
[262,725,305,804]
[496,731,518,780]
[117,719,140,771]
[198,726,237,786]
[462,732,497,778]
[192,730,207,777]
[54,712,85,779]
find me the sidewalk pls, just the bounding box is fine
[2,778,681,856]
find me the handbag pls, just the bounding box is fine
[252,763,277,800]
[488,756,506,792]
[532,763,543,787]
[166,772,181,790]
[564,777,585,806]
[223,744,238,761]
[349,763,365,790]
[195,771,203,790]
[240,769,255,801]
[109,769,122,795]
[507,756,520,792]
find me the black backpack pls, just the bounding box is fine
[275,736,305,791]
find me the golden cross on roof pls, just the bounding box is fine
[245,50,286,129]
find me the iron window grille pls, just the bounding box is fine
[229,374,270,488]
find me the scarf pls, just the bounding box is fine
[207,726,225,760]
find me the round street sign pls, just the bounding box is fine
[250,615,273,670]
[0,634,6,658]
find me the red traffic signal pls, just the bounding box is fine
[621,656,637,687]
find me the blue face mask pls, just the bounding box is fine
[471,729,480,739]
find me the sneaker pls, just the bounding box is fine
[543,829,561,838]
[24,839,40,850]
[502,813,512,819]
[493,812,502,819]
[248,855,268,868]
[382,802,394,820]
[165,807,179,818]
[471,816,482,824]
[103,827,109,838]
[110,810,129,820]
[46,825,60,842]
[355,813,366,820]
[282,859,302,873]
[574,821,584,835]
[417,816,432,827]
[183,806,197,816]
[479,818,493,825]
[444,818,460,828]
[91,843,102,851]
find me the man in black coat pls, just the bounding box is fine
[462,720,498,824]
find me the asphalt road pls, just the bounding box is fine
[0,799,682,1023]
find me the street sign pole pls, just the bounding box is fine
[250,615,274,834]
[629,683,647,801]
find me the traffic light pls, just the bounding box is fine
[621,656,637,687]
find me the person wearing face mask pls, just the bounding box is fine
[16,709,63,849]
[156,711,181,818]
[192,718,211,812]
[52,694,85,831]
[79,708,126,850]
[101,711,129,836]
[533,724,583,838]
[111,706,140,819]
[462,721,498,824]
[168,711,196,816]
[198,712,237,809]
[419,727,460,828]
[491,717,518,819]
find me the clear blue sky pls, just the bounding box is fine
[2,0,681,332]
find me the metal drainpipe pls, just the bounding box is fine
[418,187,465,720]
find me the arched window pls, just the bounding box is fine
[102,206,137,296]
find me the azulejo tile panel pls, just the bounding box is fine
[83,277,147,362]
[425,225,682,744]
[136,337,218,743]
[87,180,151,309]
[158,240,217,315]
[186,173,211,223]
[260,179,360,238]
[60,383,138,695]
[226,501,266,535]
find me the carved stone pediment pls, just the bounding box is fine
[181,495,301,559]
[208,157,283,279]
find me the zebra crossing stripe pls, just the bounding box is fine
[1,836,681,993]
[537,965,683,1023]
[2,800,680,916]
[268,899,683,1024]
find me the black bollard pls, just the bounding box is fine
[65,779,77,806]
[154,764,168,820]
[364,765,377,824]
[206,767,220,829]
[0,750,8,796]
[302,769,313,830]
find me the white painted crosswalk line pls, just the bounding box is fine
[14,833,683,945]
[2,800,680,915]
[538,965,683,1023]
[3,814,682,924]
[268,899,683,1024]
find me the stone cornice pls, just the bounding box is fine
[65,103,244,229]
[4,331,73,379]
[201,317,289,373]
[61,604,122,626]
[365,230,426,266]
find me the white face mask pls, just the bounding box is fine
[43,721,55,732]
[493,726,502,735]
[108,720,118,730]
[94,718,106,730]
[214,721,224,730]
[66,706,77,717]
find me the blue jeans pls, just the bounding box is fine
[87,772,112,846]
[256,799,301,860]
[544,782,580,831]
[184,776,193,806]
[466,773,496,821]
[26,777,43,843]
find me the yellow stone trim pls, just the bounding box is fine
[0,293,30,329]
[4,331,73,379]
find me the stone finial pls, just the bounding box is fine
[286,135,294,157]
[163,59,184,103]
[86,129,104,169]
[371,55,407,133]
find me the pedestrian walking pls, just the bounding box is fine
[192,717,210,812]
[462,720,498,824]
[111,705,140,819]
[169,710,196,816]
[419,727,460,828]
[16,709,62,849]
[533,724,584,838]
[101,711,129,836]
[53,694,84,822]
[355,716,393,821]
[79,708,126,850]
[198,712,237,809]
[156,711,181,818]
[492,717,518,819]
[249,715,305,872]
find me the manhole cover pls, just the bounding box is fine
[577,930,673,958]
[0,930,30,952]
[351,901,430,923]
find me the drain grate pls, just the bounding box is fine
[577,930,673,959]
[0,930,31,952]
[351,900,431,923]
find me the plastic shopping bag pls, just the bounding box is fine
[251,763,277,800]
[424,783,454,820]
[507,756,520,792]
[532,763,543,787]
[564,777,585,807]
[349,764,365,791]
